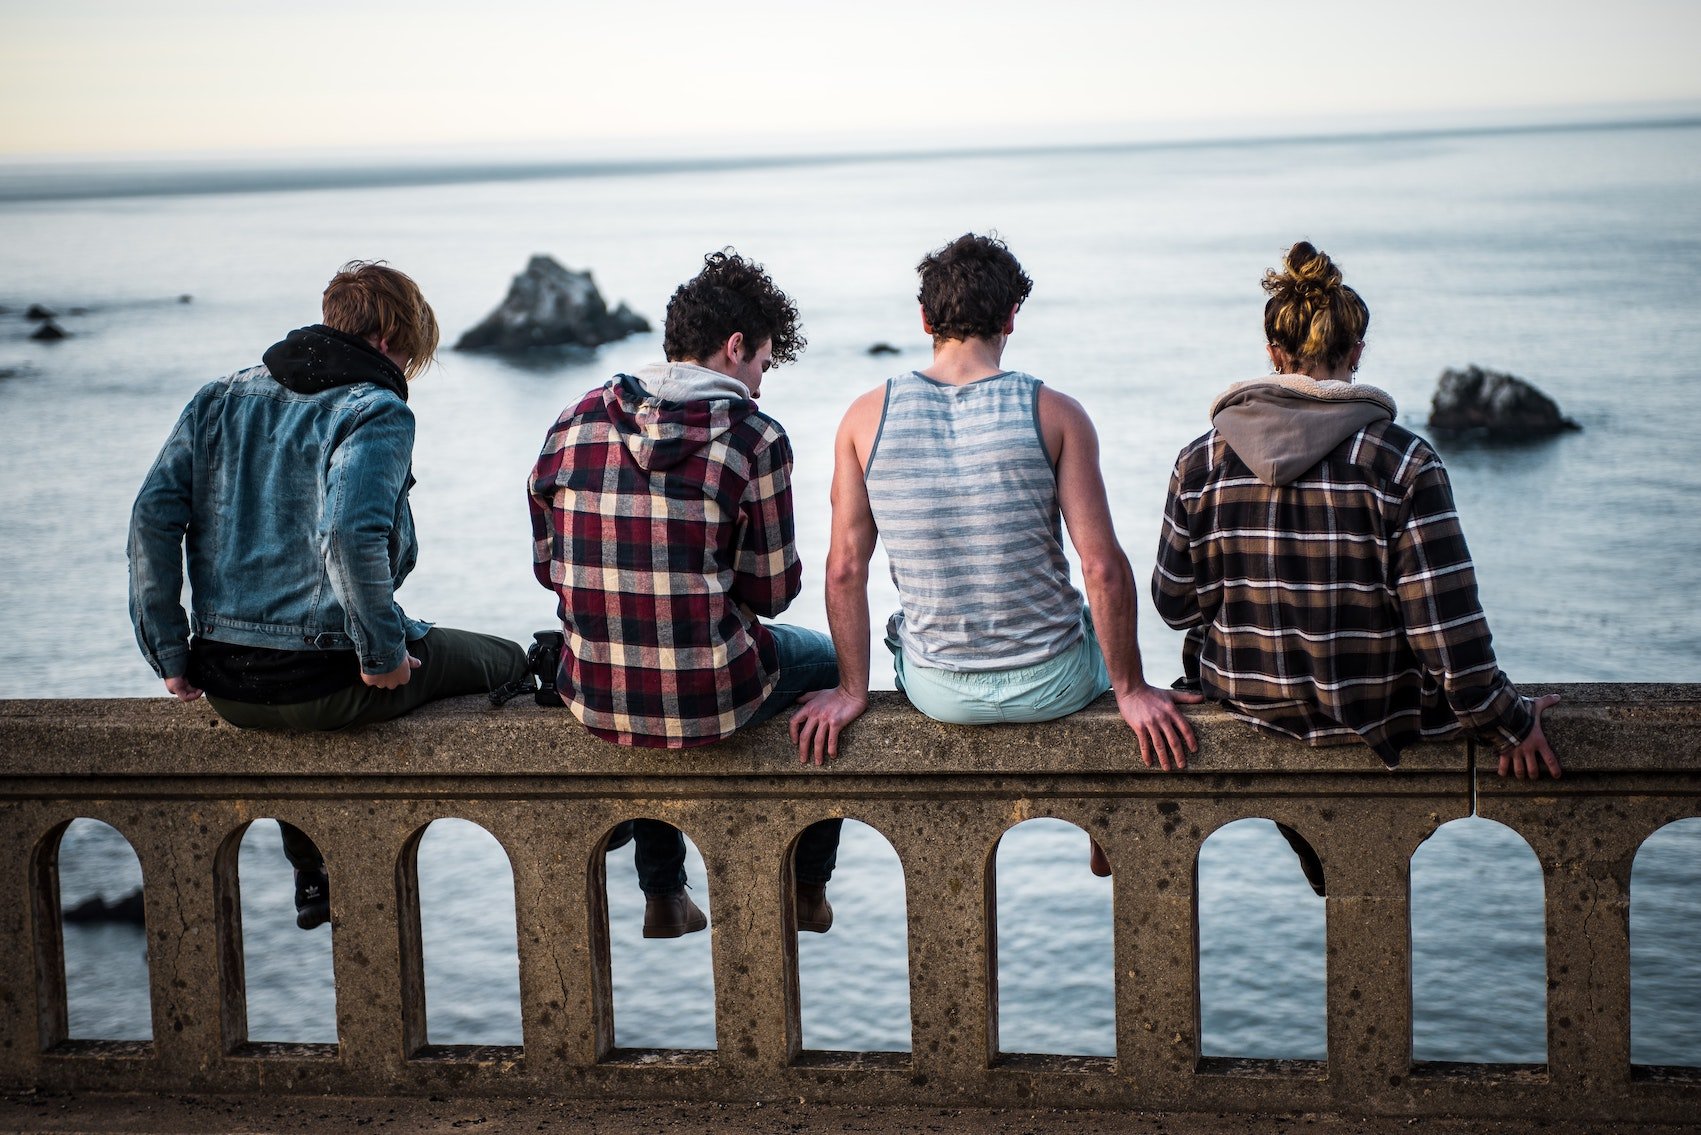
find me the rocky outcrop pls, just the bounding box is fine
[24,304,56,321]
[29,319,68,341]
[455,255,649,353]
[63,888,145,925]
[867,342,900,356]
[1428,366,1580,438]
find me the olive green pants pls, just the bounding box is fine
[207,626,528,869]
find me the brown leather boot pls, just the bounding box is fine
[795,882,833,934]
[642,889,708,938]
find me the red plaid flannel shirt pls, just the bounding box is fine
[529,377,801,747]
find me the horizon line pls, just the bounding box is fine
[2,112,1697,206]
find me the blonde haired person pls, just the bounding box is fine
[129,260,527,929]
[1151,242,1559,887]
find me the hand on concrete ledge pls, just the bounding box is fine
[1117,683,1203,770]
[1497,692,1563,780]
[790,687,869,766]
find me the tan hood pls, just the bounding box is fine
[1210,375,1398,487]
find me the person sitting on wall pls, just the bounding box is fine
[128,260,529,931]
[789,233,1201,875]
[528,249,843,938]
[1150,240,1561,894]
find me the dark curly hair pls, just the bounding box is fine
[662,249,805,367]
[916,233,1033,343]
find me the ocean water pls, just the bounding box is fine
[8,121,1701,1063]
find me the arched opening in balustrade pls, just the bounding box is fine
[993,817,1113,1057]
[600,817,716,1051]
[1410,817,1545,1064]
[1197,818,1326,1060]
[792,817,911,1054]
[1630,817,1701,1067]
[406,818,522,1049]
[227,818,337,1044]
[37,818,152,1043]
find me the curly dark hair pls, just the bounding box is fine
[662,249,805,366]
[916,233,1033,343]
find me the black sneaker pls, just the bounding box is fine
[294,867,330,930]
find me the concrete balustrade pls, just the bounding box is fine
[1,685,1696,1123]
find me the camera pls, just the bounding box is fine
[488,629,567,708]
[527,630,565,707]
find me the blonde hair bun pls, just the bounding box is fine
[1264,240,1342,300]
[1260,240,1369,373]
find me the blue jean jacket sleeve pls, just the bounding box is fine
[322,397,416,675]
[128,402,198,679]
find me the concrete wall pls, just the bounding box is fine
[1,685,1696,1121]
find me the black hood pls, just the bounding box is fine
[261,325,409,402]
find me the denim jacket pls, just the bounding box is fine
[128,326,431,680]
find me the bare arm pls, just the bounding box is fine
[1040,387,1201,770]
[790,388,884,766]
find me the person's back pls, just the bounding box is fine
[128,260,528,930]
[530,249,843,939]
[866,368,1082,674]
[532,369,797,746]
[791,233,1199,781]
[139,332,422,676]
[1161,390,1520,764]
[1152,241,1559,781]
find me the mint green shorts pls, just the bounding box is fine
[886,608,1112,725]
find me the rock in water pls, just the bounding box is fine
[63,888,146,925]
[30,319,69,341]
[1429,366,1580,438]
[25,303,57,321]
[456,255,649,352]
[867,341,900,356]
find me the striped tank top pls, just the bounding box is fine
[865,370,1084,671]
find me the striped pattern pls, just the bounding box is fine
[529,379,798,747]
[866,371,1083,672]
[1152,418,1532,766]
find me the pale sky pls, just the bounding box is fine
[2,0,1698,158]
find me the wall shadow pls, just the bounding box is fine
[600,818,716,1050]
[235,818,336,1043]
[54,818,151,1041]
[414,818,523,1046]
[1410,816,1545,1063]
[994,817,1112,1057]
[1630,816,1701,1067]
[1197,817,1325,1060]
[795,817,910,1053]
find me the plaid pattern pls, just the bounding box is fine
[1152,418,1533,766]
[529,379,800,747]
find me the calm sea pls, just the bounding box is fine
[3,121,1698,1064]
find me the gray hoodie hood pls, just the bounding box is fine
[632,360,751,404]
[1210,375,1398,487]
[600,361,759,474]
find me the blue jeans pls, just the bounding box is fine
[628,623,843,895]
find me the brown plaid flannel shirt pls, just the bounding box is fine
[1152,418,1532,766]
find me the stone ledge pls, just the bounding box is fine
[0,684,1696,780]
